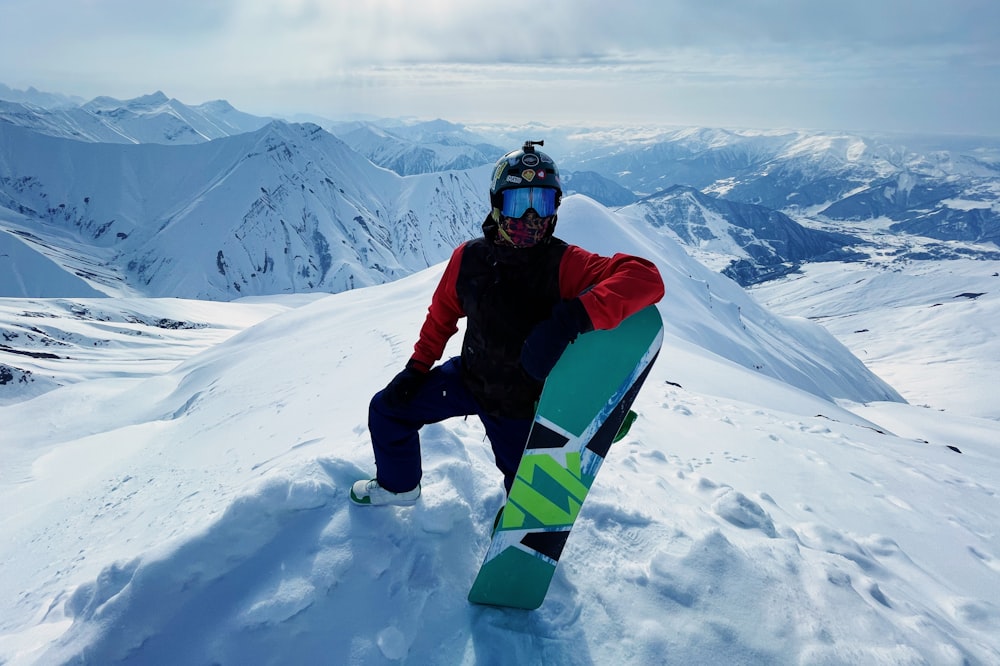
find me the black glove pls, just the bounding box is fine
[521,298,593,382]
[383,360,430,408]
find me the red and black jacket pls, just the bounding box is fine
[411,236,665,418]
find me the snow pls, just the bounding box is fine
[2,196,999,664]
[752,259,1000,420]
[0,229,105,298]
[0,120,487,300]
[940,199,994,211]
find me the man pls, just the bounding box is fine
[351,141,664,506]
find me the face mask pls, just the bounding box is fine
[495,211,554,248]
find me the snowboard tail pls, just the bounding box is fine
[468,305,663,609]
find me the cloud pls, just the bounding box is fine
[1,0,997,134]
[202,0,1000,112]
[236,0,1000,64]
[4,0,232,41]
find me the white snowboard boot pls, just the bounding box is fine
[350,478,421,506]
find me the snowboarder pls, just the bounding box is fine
[351,141,665,506]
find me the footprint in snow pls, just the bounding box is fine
[711,488,778,538]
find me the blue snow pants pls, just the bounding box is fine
[368,357,532,494]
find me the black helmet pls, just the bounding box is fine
[489,140,562,222]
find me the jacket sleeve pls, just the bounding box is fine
[558,245,665,331]
[410,243,467,369]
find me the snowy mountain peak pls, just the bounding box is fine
[197,99,238,114]
[2,90,272,145]
[83,91,171,112]
[0,118,486,300]
[0,82,83,109]
[133,90,170,106]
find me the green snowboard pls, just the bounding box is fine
[468,305,664,609]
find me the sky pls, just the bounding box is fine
[1,0,999,136]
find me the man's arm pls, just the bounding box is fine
[410,243,467,369]
[558,245,665,330]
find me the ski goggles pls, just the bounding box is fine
[499,187,558,219]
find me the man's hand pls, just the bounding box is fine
[383,360,430,408]
[521,298,593,381]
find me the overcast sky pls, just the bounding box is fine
[1,0,998,136]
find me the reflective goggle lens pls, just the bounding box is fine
[500,187,558,218]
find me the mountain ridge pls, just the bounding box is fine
[2,85,999,298]
[0,90,272,145]
[0,120,488,299]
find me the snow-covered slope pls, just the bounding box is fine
[0,295,316,406]
[752,258,1000,421]
[1,239,998,663]
[0,227,105,298]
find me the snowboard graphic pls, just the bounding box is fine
[468,305,664,609]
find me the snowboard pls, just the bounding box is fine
[468,305,664,609]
